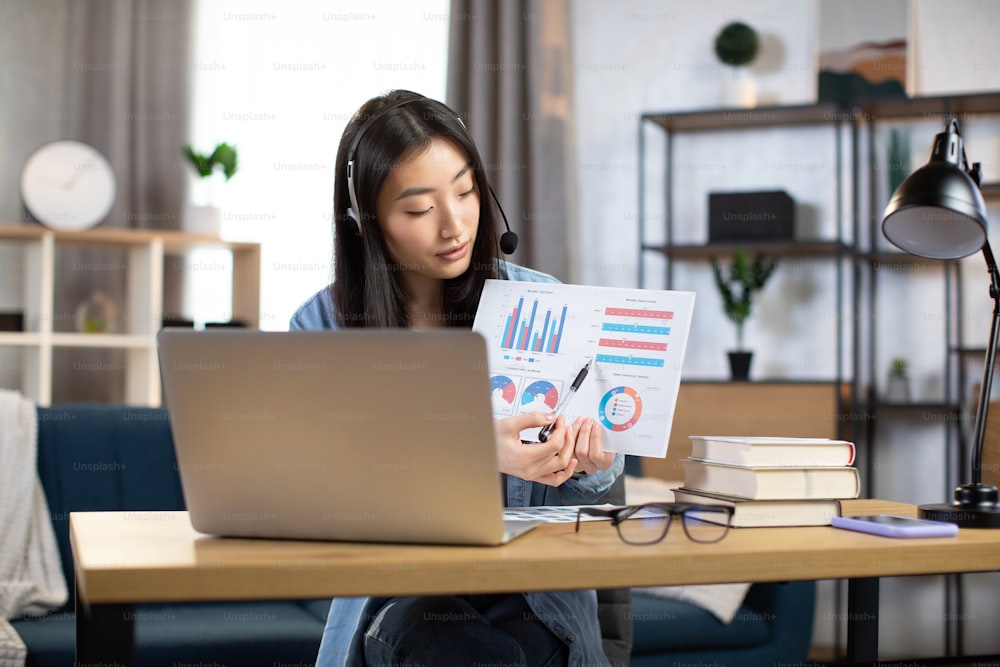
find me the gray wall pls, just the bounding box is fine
[570,0,1000,657]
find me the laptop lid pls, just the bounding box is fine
[157,329,530,546]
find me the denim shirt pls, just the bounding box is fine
[290,261,624,667]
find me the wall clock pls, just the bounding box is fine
[20,140,117,231]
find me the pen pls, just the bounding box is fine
[537,357,593,442]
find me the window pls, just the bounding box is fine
[187,0,449,329]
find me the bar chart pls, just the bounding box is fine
[499,295,568,354]
[474,280,695,456]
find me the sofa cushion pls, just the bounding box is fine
[300,598,333,623]
[13,601,324,667]
[630,591,769,653]
[36,406,185,599]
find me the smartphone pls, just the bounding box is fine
[831,514,958,538]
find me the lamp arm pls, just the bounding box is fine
[970,242,1000,486]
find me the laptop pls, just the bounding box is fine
[157,328,540,546]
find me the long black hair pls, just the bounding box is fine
[331,90,505,328]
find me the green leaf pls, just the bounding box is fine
[711,248,778,346]
[210,143,239,180]
[182,142,239,180]
[714,22,760,67]
[182,144,213,178]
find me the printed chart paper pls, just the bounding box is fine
[473,280,695,457]
[504,505,614,523]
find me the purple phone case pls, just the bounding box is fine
[832,515,958,538]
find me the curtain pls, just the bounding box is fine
[0,0,192,402]
[447,0,576,280]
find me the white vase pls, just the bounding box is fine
[723,68,757,108]
[184,204,222,237]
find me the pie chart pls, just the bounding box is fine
[490,375,517,405]
[520,380,559,411]
[598,386,642,432]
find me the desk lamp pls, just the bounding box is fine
[881,118,1000,527]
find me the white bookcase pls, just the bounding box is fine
[0,224,260,406]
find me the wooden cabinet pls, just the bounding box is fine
[0,224,260,406]
[638,381,848,481]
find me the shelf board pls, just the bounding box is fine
[0,223,259,251]
[981,182,1000,200]
[641,92,1000,133]
[0,332,41,346]
[869,401,960,413]
[950,347,1000,366]
[50,333,154,348]
[643,240,853,260]
[855,91,1000,122]
[681,378,843,385]
[863,251,949,268]
[642,102,847,132]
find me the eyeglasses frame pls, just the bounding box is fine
[574,502,735,545]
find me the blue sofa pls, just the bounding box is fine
[624,456,817,667]
[13,405,328,667]
[13,405,815,666]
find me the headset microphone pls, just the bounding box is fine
[489,184,519,255]
[346,95,519,255]
[500,230,519,255]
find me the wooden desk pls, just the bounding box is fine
[71,500,1000,665]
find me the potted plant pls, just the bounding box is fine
[885,356,911,402]
[714,21,760,107]
[182,142,238,236]
[710,248,777,380]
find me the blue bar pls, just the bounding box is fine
[602,323,671,336]
[524,299,539,352]
[595,353,665,368]
[554,305,567,354]
[502,315,513,348]
[540,310,551,353]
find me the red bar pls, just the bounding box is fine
[605,307,673,319]
[504,307,519,348]
[598,338,668,351]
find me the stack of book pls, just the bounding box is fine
[673,435,860,527]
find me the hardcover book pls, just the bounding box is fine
[681,458,861,500]
[672,487,840,527]
[688,435,856,467]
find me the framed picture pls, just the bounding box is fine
[817,0,908,102]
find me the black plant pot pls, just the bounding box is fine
[727,351,753,381]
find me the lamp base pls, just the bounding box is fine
[918,483,1000,528]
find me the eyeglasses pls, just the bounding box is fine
[575,502,734,545]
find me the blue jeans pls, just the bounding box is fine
[363,594,570,666]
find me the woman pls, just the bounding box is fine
[291,90,623,667]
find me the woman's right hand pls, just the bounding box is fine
[494,412,578,487]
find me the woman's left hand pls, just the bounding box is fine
[569,417,615,475]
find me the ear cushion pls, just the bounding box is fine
[347,207,361,232]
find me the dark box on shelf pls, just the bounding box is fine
[708,190,795,242]
[0,312,24,331]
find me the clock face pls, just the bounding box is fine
[20,140,117,231]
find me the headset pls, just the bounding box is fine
[345,96,519,255]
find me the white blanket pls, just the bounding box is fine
[0,390,67,666]
[625,475,751,624]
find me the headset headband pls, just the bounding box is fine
[344,95,517,254]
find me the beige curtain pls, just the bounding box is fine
[0,0,192,401]
[447,0,575,280]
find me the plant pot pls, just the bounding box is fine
[184,204,222,238]
[885,374,911,402]
[728,351,753,381]
[723,68,757,108]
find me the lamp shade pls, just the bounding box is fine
[881,121,989,260]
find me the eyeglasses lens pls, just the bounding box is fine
[682,507,731,543]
